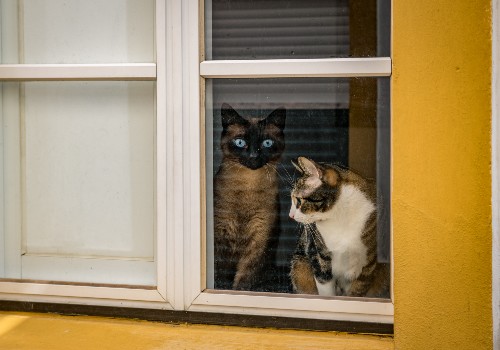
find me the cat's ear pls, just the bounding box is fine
[266,107,286,130]
[221,103,246,129]
[297,157,321,178]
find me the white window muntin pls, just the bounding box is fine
[200,58,391,78]
[0,64,156,81]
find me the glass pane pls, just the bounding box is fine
[0,0,154,64]
[205,78,390,298]
[0,81,155,285]
[205,0,391,60]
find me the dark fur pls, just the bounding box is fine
[214,103,286,291]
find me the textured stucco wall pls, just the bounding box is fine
[392,1,493,349]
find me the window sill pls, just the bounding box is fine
[0,300,393,334]
[0,311,394,350]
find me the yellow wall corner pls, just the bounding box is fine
[393,1,493,348]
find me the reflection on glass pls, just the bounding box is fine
[206,0,391,60]
[206,78,390,298]
[0,0,154,64]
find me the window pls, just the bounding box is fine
[0,0,169,305]
[0,0,393,326]
[196,0,393,323]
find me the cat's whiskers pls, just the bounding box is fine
[264,164,278,184]
[222,161,240,173]
[278,163,296,187]
[226,160,243,176]
[224,164,236,173]
[268,163,294,190]
[263,164,272,183]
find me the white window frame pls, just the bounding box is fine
[180,0,394,323]
[0,0,394,325]
[0,0,173,310]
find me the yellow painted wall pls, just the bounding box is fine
[0,2,494,350]
[392,1,493,349]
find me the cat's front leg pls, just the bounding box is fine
[290,256,318,294]
[315,278,336,296]
[290,228,318,294]
[348,261,390,298]
[307,229,335,296]
[232,240,268,290]
[213,217,239,290]
[232,220,271,290]
[346,259,377,297]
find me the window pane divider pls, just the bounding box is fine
[200,57,391,78]
[0,63,157,81]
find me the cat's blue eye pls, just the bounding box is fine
[233,138,247,148]
[262,139,274,148]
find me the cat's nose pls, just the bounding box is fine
[249,151,258,158]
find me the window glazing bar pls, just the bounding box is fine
[0,64,157,81]
[200,58,391,78]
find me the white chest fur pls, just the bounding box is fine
[315,184,375,292]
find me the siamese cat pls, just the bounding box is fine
[214,103,286,291]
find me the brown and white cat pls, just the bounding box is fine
[214,103,286,291]
[289,157,389,298]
